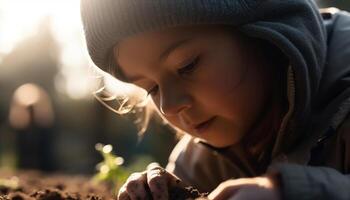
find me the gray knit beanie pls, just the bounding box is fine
[80,0,325,83]
[80,0,261,72]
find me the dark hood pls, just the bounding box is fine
[236,1,328,158]
[240,4,350,161]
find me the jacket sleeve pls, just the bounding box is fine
[165,135,248,192]
[268,164,350,200]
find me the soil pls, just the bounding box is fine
[0,170,114,200]
[168,186,208,200]
[0,171,208,200]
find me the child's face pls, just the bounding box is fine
[115,25,273,148]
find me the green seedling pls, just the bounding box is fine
[93,143,130,194]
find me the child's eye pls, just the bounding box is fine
[177,57,200,75]
[147,85,159,96]
[146,57,199,97]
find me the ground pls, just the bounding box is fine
[0,170,114,200]
[0,170,208,200]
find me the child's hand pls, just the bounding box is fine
[208,176,281,200]
[117,163,185,200]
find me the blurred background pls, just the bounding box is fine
[0,0,349,175]
[0,0,178,174]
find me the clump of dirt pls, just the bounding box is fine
[168,186,208,200]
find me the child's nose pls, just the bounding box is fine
[159,86,192,116]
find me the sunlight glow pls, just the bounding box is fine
[0,0,98,99]
[0,0,79,56]
[91,73,149,114]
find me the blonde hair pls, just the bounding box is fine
[93,47,183,138]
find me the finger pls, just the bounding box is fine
[147,167,169,200]
[147,162,182,185]
[125,172,149,200]
[168,175,187,188]
[148,163,186,188]
[117,185,131,200]
[147,162,161,171]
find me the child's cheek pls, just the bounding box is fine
[196,62,246,99]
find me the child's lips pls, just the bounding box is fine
[193,117,216,134]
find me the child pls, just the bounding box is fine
[80,0,350,199]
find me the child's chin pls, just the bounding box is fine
[196,138,239,149]
[210,138,242,148]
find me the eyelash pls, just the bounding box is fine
[147,57,200,96]
[177,56,199,75]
